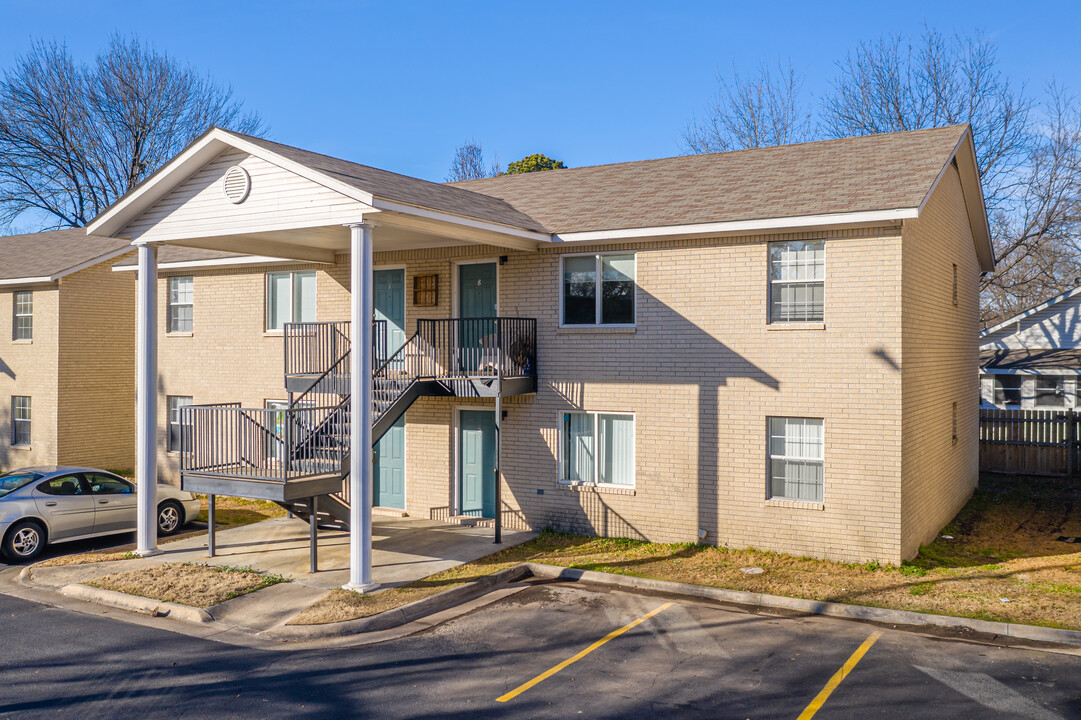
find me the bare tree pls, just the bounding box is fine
[0,35,263,229]
[683,60,812,153]
[821,27,1081,323]
[446,139,500,181]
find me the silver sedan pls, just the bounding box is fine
[0,466,202,562]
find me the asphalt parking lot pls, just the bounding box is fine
[2,578,1080,718]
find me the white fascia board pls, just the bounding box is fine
[370,197,551,243]
[979,286,1081,337]
[87,128,376,238]
[112,254,297,272]
[981,367,1081,376]
[50,245,134,280]
[0,276,53,287]
[551,208,917,244]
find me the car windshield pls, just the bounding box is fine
[0,471,45,498]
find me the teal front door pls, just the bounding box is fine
[458,410,496,518]
[374,415,405,509]
[373,268,406,508]
[458,263,497,372]
[374,268,406,365]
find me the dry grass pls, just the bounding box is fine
[35,496,285,567]
[293,473,1081,629]
[87,562,287,608]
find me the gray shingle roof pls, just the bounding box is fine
[449,125,969,234]
[0,229,131,281]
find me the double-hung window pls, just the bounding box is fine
[991,375,1024,407]
[266,271,317,331]
[768,417,824,502]
[1035,377,1068,408]
[168,277,193,333]
[560,411,635,486]
[769,241,824,322]
[12,396,30,446]
[561,253,636,326]
[13,291,32,340]
[167,396,193,453]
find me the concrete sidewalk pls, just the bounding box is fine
[24,515,535,636]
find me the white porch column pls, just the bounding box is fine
[345,222,378,592]
[135,243,160,556]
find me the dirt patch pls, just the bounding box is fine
[292,473,1081,629]
[87,562,287,608]
[35,496,286,567]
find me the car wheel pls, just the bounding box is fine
[157,501,183,536]
[3,520,45,562]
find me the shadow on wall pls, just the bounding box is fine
[871,347,901,372]
[984,300,1081,350]
[500,285,786,545]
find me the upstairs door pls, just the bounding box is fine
[457,262,497,372]
[458,409,496,518]
[374,268,406,367]
[374,268,407,509]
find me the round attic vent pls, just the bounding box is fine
[222,166,251,204]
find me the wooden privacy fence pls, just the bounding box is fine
[980,408,1081,476]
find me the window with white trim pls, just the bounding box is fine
[768,417,824,502]
[1035,377,1068,408]
[12,396,30,446]
[560,411,635,486]
[769,240,824,322]
[168,276,193,333]
[561,253,635,326]
[990,374,1024,407]
[167,396,192,453]
[13,291,32,340]
[266,271,316,331]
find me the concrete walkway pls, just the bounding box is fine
[25,515,535,636]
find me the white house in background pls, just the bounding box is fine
[980,286,1081,410]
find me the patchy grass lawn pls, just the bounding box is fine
[293,473,1081,629]
[35,495,285,567]
[87,562,287,608]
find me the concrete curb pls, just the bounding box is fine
[60,583,214,624]
[523,563,1081,647]
[262,564,533,640]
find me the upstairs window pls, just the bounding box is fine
[13,291,32,340]
[561,254,636,326]
[769,241,824,322]
[267,271,316,331]
[168,277,193,333]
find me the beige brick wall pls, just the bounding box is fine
[56,252,137,471]
[899,166,981,558]
[0,284,60,468]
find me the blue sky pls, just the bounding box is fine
[2,1,1080,182]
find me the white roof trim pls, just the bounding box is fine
[0,244,133,286]
[112,254,297,272]
[980,285,1081,337]
[370,198,550,243]
[552,207,917,243]
[0,276,53,287]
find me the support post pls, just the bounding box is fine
[207,494,216,558]
[344,222,378,593]
[135,243,160,557]
[494,391,502,544]
[310,495,318,573]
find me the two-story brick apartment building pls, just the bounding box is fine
[91,124,991,584]
[0,229,135,470]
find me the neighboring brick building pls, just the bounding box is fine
[0,230,135,470]
[94,124,993,566]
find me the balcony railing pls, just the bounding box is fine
[284,320,387,378]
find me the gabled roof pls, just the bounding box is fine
[112,245,293,271]
[981,348,1081,373]
[0,229,132,285]
[980,285,1081,338]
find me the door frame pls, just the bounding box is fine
[373,264,408,368]
[374,414,407,510]
[372,265,409,510]
[452,258,500,319]
[452,404,496,516]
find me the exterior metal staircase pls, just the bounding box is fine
[179,317,537,526]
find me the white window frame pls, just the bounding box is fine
[265,271,317,332]
[12,395,30,447]
[557,410,636,488]
[558,252,637,328]
[766,416,825,503]
[768,240,825,324]
[167,276,194,334]
[167,396,193,453]
[13,291,32,341]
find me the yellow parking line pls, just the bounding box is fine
[496,601,674,703]
[797,630,882,720]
